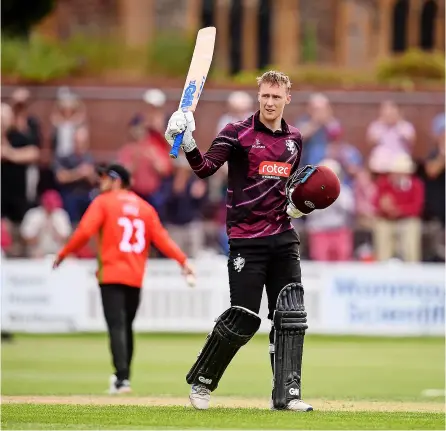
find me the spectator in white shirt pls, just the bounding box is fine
[50,87,87,158]
[21,190,71,258]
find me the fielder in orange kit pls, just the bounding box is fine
[53,163,195,394]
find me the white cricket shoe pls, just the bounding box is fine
[189,384,211,410]
[108,374,132,394]
[286,399,313,411]
[270,398,313,411]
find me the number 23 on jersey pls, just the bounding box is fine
[118,217,146,254]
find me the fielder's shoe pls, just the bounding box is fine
[189,384,211,410]
[270,398,313,411]
[108,374,132,394]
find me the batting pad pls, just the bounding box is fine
[186,306,261,391]
[272,283,308,409]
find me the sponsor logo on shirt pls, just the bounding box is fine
[253,138,265,149]
[259,161,292,179]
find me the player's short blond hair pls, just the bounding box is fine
[256,70,292,93]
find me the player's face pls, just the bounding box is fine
[258,83,291,123]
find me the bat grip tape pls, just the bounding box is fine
[170,131,184,159]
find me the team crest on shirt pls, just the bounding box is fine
[233,254,245,272]
[285,139,297,154]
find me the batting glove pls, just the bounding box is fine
[165,110,197,153]
[286,202,305,219]
[286,187,305,219]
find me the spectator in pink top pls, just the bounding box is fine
[367,100,416,174]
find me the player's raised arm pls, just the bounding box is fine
[54,197,105,268]
[165,111,236,178]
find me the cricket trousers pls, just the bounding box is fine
[99,283,141,381]
[227,228,302,371]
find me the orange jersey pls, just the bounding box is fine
[58,189,187,287]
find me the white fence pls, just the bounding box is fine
[1,258,444,336]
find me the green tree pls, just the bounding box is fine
[1,0,55,39]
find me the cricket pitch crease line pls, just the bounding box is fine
[1,396,444,413]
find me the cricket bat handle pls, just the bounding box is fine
[170,131,185,159]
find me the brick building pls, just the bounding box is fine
[37,0,445,74]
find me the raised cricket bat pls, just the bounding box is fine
[169,26,216,159]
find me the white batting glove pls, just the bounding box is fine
[165,110,197,153]
[286,187,305,218]
[287,203,305,219]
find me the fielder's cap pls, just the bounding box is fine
[143,89,166,107]
[98,163,131,187]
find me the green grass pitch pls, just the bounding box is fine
[1,333,445,429]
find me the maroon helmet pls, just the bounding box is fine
[286,165,341,214]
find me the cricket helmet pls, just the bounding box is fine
[286,163,341,214]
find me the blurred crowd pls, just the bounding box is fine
[1,87,444,263]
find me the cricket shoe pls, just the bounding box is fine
[108,374,132,394]
[189,384,211,410]
[270,398,313,411]
[285,399,313,411]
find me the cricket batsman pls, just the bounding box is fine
[165,71,340,411]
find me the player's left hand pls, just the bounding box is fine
[165,110,197,153]
[286,202,305,219]
[52,254,64,270]
[285,187,305,218]
[182,259,196,288]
